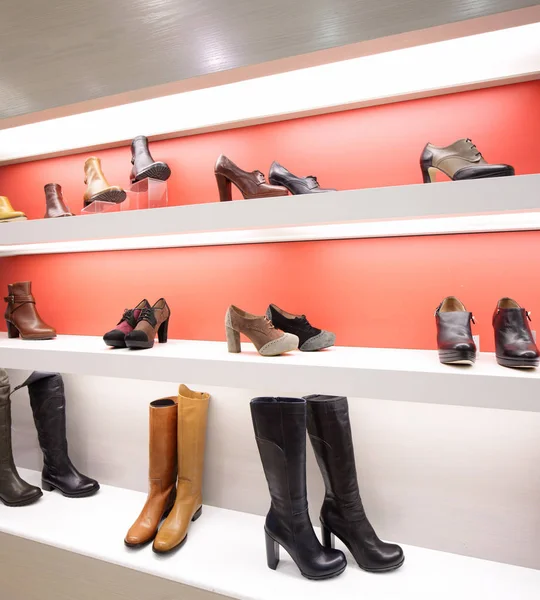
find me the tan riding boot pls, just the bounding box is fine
[83,157,126,206]
[153,384,210,554]
[124,397,178,548]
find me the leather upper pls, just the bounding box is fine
[493,298,539,360]
[0,196,26,221]
[83,157,124,201]
[44,183,73,218]
[126,298,170,343]
[4,281,56,339]
[215,155,288,198]
[306,395,404,571]
[268,161,336,194]
[435,296,476,352]
[250,397,346,578]
[153,385,210,552]
[125,397,178,546]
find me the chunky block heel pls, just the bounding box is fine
[158,317,169,343]
[321,522,335,548]
[265,530,280,570]
[6,321,20,338]
[226,325,241,353]
[192,506,203,522]
[215,173,232,202]
[41,480,54,492]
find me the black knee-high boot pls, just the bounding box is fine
[12,372,99,498]
[305,395,404,572]
[0,369,42,506]
[250,396,346,579]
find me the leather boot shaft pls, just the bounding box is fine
[130,135,171,183]
[44,183,73,218]
[0,369,42,507]
[305,395,404,572]
[84,157,111,199]
[4,281,56,340]
[250,397,346,579]
[153,385,209,553]
[125,396,178,548]
[11,372,99,497]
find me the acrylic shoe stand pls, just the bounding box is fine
[81,178,168,215]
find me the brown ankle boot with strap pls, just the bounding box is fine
[4,282,56,340]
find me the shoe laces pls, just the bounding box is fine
[297,314,319,335]
[465,138,482,158]
[118,308,134,325]
[254,170,267,184]
[140,307,156,324]
[263,315,275,329]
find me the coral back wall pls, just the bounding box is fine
[1,81,540,351]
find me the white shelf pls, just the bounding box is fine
[1,468,538,600]
[1,175,540,256]
[1,334,539,412]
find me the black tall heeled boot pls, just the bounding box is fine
[0,369,42,507]
[305,395,404,572]
[130,135,171,183]
[250,397,347,580]
[12,372,100,498]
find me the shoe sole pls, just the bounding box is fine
[496,355,539,368]
[103,338,127,348]
[132,162,171,183]
[42,480,100,498]
[0,216,27,222]
[438,349,476,365]
[85,189,126,206]
[0,491,43,507]
[453,169,514,181]
[125,340,155,350]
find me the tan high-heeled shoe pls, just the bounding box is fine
[214,155,288,201]
[225,305,299,356]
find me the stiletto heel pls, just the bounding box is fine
[265,530,280,570]
[6,321,19,338]
[192,506,203,522]
[321,522,335,548]
[158,317,169,343]
[41,480,54,492]
[215,173,232,202]
[225,325,241,353]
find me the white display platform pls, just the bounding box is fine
[1,469,538,600]
[1,334,539,412]
[1,175,540,256]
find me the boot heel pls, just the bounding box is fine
[265,530,280,570]
[41,480,54,492]
[192,506,203,522]
[215,173,232,202]
[321,522,335,548]
[158,317,169,343]
[421,163,438,183]
[6,321,19,338]
[226,326,241,353]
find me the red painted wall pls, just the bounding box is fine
[1,81,540,351]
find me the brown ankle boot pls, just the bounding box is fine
[44,183,73,218]
[83,157,126,207]
[153,385,210,554]
[4,282,56,340]
[124,397,178,548]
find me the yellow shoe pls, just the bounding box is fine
[0,196,26,222]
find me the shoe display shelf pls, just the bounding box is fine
[0,334,539,413]
[1,174,540,256]
[1,467,538,600]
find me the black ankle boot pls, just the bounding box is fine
[0,370,42,507]
[493,298,539,368]
[435,296,476,365]
[130,135,171,183]
[250,397,346,580]
[305,395,404,572]
[12,372,100,498]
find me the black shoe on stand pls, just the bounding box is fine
[305,395,404,572]
[12,372,100,498]
[435,296,477,365]
[493,298,539,368]
[268,161,336,194]
[250,397,347,580]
